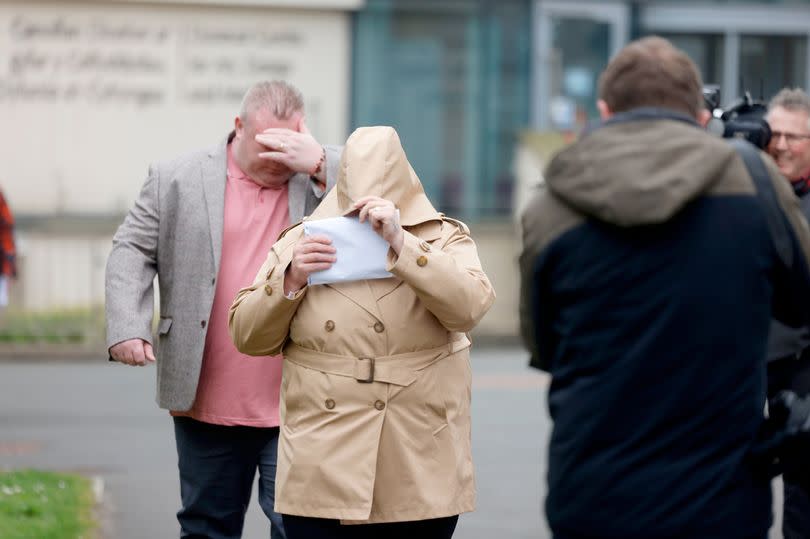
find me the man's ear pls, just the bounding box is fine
[697,108,712,128]
[233,116,244,137]
[597,99,612,120]
[296,114,310,134]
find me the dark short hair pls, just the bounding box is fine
[598,36,704,119]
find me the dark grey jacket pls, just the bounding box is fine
[768,191,810,361]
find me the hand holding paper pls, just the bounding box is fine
[354,196,404,254]
[285,234,337,293]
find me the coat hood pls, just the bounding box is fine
[545,111,740,226]
[311,126,441,226]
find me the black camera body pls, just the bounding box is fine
[703,85,772,150]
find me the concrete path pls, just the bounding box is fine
[0,347,782,538]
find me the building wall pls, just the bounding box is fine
[470,221,522,340]
[1,0,355,312]
[0,1,353,217]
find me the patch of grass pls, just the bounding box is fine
[0,469,96,539]
[0,307,104,344]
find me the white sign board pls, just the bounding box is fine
[0,2,351,215]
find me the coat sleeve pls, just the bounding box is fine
[386,221,495,333]
[322,144,342,194]
[518,186,584,372]
[229,232,305,356]
[518,190,554,371]
[305,144,343,202]
[104,165,160,350]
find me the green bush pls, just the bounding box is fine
[0,469,96,539]
[0,307,104,344]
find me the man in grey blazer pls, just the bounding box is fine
[105,80,340,539]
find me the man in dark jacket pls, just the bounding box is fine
[765,87,810,539]
[519,37,810,539]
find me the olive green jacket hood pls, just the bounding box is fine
[545,112,740,226]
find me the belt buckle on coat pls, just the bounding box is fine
[356,357,375,383]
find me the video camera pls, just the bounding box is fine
[703,85,772,150]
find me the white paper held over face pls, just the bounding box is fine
[303,215,394,285]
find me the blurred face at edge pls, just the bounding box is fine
[232,107,302,187]
[767,106,810,182]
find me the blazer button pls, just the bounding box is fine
[374,400,386,411]
[264,284,273,296]
[416,255,428,267]
[325,320,335,332]
[200,320,206,328]
[325,398,336,410]
[373,321,385,333]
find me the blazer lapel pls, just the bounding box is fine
[201,140,227,274]
[288,174,308,224]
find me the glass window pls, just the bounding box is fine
[547,18,610,130]
[352,0,531,220]
[739,35,807,100]
[535,3,629,131]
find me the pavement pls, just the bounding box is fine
[0,346,784,538]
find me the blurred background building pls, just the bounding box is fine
[2,0,810,341]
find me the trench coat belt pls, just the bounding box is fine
[283,341,467,387]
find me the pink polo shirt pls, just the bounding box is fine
[173,144,289,426]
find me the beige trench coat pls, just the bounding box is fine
[229,127,496,524]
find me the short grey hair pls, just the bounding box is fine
[768,87,810,129]
[239,80,305,121]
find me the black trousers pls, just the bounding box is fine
[282,514,458,539]
[769,356,810,539]
[173,417,285,539]
[554,534,766,539]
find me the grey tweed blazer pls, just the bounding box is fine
[105,134,341,410]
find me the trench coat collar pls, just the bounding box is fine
[325,280,383,320]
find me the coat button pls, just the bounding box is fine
[374,400,386,411]
[200,320,206,328]
[416,255,428,267]
[264,284,273,296]
[325,320,335,332]
[373,321,385,333]
[419,240,431,252]
[325,398,336,410]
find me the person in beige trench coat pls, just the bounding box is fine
[229,126,495,538]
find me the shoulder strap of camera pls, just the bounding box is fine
[731,139,794,268]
